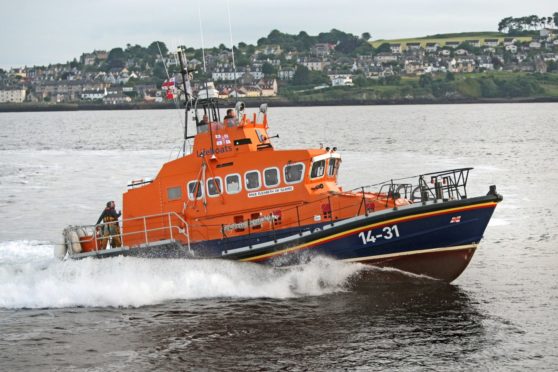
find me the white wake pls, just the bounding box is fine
[0,240,365,309]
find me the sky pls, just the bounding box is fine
[0,0,556,69]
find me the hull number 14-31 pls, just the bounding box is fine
[358,225,400,245]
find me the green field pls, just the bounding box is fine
[371,32,533,48]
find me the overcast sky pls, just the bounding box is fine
[1,0,556,69]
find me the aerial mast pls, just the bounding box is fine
[177,48,193,156]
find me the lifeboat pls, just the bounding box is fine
[60,51,502,283]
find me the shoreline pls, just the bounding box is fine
[1,96,557,112]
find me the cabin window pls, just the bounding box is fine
[167,186,182,201]
[284,163,305,184]
[245,170,261,190]
[226,174,242,194]
[187,180,203,200]
[264,167,280,188]
[310,160,326,179]
[207,177,223,197]
[328,158,340,177]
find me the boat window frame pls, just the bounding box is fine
[245,170,262,191]
[309,159,326,180]
[225,173,242,195]
[328,157,341,177]
[283,162,305,185]
[187,180,204,201]
[263,167,280,188]
[206,176,223,198]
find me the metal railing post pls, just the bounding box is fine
[168,213,173,240]
[143,217,148,245]
[328,196,334,226]
[247,218,252,248]
[271,213,277,243]
[296,206,302,236]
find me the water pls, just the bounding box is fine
[1,104,557,370]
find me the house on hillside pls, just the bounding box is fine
[81,53,96,66]
[540,28,557,40]
[312,43,335,57]
[0,88,26,103]
[330,75,353,87]
[529,40,542,49]
[503,38,516,46]
[257,79,278,96]
[484,39,499,47]
[476,56,494,70]
[425,42,439,53]
[445,41,459,49]
[81,88,106,100]
[374,52,398,64]
[301,59,328,71]
[505,44,518,53]
[278,67,295,80]
[406,42,421,51]
[465,40,480,47]
[389,43,402,54]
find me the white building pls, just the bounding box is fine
[505,45,518,53]
[0,88,26,103]
[329,75,353,87]
[81,88,106,100]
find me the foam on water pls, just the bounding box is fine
[0,240,365,309]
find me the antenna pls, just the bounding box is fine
[197,1,207,73]
[177,47,193,156]
[226,0,239,99]
[156,42,184,137]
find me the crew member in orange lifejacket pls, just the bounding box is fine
[96,201,122,248]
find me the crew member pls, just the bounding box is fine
[197,114,210,133]
[96,201,122,248]
[224,109,237,127]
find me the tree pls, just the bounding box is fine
[262,62,276,76]
[361,32,371,41]
[147,41,168,56]
[375,43,391,53]
[293,65,310,85]
[419,74,433,88]
[107,47,125,69]
[445,71,455,81]
[554,12,558,27]
[498,17,513,32]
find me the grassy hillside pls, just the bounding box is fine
[371,32,533,48]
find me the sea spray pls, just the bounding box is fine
[0,240,365,309]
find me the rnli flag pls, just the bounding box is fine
[162,77,175,88]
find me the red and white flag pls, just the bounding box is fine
[162,77,175,88]
[450,216,461,223]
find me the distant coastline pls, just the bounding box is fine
[1,96,557,112]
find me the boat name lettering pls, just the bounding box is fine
[197,146,233,157]
[247,186,294,198]
[223,214,279,232]
[358,225,400,245]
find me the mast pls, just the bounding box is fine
[177,48,193,156]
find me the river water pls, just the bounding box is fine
[0,104,557,370]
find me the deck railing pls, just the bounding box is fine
[64,212,190,254]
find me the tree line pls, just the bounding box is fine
[498,13,558,35]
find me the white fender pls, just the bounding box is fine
[68,230,82,253]
[76,228,86,238]
[54,244,67,260]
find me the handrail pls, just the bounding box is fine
[66,212,190,254]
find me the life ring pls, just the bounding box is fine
[68,230,82,254]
